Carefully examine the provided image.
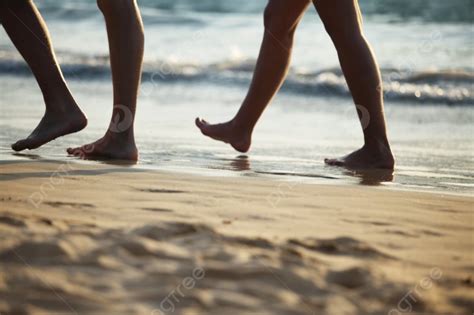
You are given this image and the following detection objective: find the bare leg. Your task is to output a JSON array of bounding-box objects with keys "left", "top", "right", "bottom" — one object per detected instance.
[
  {"left": 314, "top": 0, "right": 394, "bottom": 169},
  {"left": 196, "top": 0, "right": 310, "bottom": 153},
  {"left": 67, "top": 0, "right": 144, "bottom": 161},
  {"left": 0, "top": 0, "right": 87, "bottom": 151}
]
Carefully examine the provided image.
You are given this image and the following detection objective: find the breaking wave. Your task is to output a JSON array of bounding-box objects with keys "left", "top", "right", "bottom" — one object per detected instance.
[{"left": 0, "top": 49, "right": 472, "bottom": 105}]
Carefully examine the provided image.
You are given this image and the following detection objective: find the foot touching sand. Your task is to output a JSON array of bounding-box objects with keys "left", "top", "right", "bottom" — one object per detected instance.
[
  {"left": 325, "top": 143, "right": 395, "bottom": 170},
  {"left": 11, "top": 108, "right": 87, "bottom": 152},
  {"left": 195, "top": 118, "right": 252, "bottom": 153},
  {"left": 0, "top": 161, "right": 472, "bottom": 315},
  {"left": 67, "top": 132, "right": 138, "bottom": 161}
]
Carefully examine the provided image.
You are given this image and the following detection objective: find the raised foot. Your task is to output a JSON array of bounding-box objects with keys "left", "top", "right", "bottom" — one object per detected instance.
[
  {"left": 11, "top": 109, "right": 87, "bottom": 152},
  {"left": 195, "top": 118, "right": 252, "bottom": 153},
  {"left": 67, "top": 133, "right": 138, "bottom": 162},
  {"left": 325, "top": 144, "right": 395, "bottom": 170}
]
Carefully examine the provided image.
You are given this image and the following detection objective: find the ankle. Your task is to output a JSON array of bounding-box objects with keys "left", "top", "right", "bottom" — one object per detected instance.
[
  {"left": 44, "top": 94, "right": 79, "bottom": 114},
  {"left": 364, "top": 137, "right": 392, "bottom": 154},
  {"left": 231, "top": 119, "right": 253, "bottom": 136},
  {"left": 104, "top": 129, "right": 136, "bottom": 144}
]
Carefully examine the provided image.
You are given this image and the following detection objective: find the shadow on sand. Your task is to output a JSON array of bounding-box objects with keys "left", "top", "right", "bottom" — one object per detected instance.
[
  {"left": 1, "top": 153, "right": 394, "bottom": 187},
  {"left": 0, "top": 154, "right": 145, "bottom": 182}
]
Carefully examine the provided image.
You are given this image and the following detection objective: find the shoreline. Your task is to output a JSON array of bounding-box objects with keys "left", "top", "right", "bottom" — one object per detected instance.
[
  {"left": 1, "top": 73, "right": 473, "bottom": 197},
  {"left": 2, "top": 154, "right": 472, "bottom": 197}
]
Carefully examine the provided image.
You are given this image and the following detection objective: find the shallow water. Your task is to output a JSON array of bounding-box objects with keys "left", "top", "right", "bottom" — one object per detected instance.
[
  {"left": 0, "top": 1, "right": 473, "bottom": 194},
  {"left": 1, "top": 76, "right": 473, "bottom": 195}
]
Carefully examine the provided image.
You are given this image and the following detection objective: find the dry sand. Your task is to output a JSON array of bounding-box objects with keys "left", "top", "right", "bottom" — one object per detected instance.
[{"left": 0, "top": 159, "right": 472, "bottom": 315}]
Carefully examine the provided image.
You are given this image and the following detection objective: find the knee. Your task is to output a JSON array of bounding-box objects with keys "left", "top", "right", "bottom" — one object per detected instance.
[
  {"left": 97, "top": 0, "right": 135, "bottom": 15},
  {"left": 1, "top": 0, "right": 32, "bottom": 9},
  {"left": 323, "top": 21, "right": 365, "bottom": 48},
  {"left": 263, "top": 1, "right": 297, "bottom": 41}
]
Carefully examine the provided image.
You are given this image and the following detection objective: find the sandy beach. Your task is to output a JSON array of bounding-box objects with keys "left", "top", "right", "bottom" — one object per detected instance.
[
  {"left": 0, "top": 159, "right": 472, "bottom": 315},
  {"left": 0, "top": 0, "right": 473, "bottom": 314}
]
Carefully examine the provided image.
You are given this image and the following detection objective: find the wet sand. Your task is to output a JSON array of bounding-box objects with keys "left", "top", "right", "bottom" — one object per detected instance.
[{"left": 0, "top": 160, "right": 472, "bottom": 315}]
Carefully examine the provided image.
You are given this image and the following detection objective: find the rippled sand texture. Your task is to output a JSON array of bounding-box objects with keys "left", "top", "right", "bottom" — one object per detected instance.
[{"left": 0, "top": 161, "right": 472, "bottom": 315}]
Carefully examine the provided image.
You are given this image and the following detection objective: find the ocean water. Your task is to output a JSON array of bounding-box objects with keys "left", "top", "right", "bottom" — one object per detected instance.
[{"left": 0, "top": 0, "right": 473, "bottom": 194}]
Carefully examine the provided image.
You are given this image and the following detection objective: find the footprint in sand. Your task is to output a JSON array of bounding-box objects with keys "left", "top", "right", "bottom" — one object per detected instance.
[
  {"left": 0, "top": 215, "right": 27, "bottom": 227},
  {"left": 326, "top": 267, "right": 372, "bottom": 289},
  {"left": 44, "top": 201, "right": 95, "bottom": 209},
  {"left": 0, "top": 240, "right": 75, "bottom": 263},
  {"left": 141, "top": 207, "right": 174, "bottom": 213},
  {"left": 288, "top": 236, "right": 392, "bottom": 259},
  {"left": 136, "top": 188, "right": 186, "bottom": 194}
]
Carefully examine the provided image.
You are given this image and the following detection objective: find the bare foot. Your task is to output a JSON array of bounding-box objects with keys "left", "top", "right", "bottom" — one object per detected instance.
[
  {"left": 195, "top": 118, "right": 252, "bottom": 153},
  {"left": 11, "top": 108, "right": 87, "bottom": 152},
  {"left": 66, "top": 132, "right": 138, "bottom": 161},
  {"left": 325, "top": 143, "right": 395, "bottom": 170}
]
